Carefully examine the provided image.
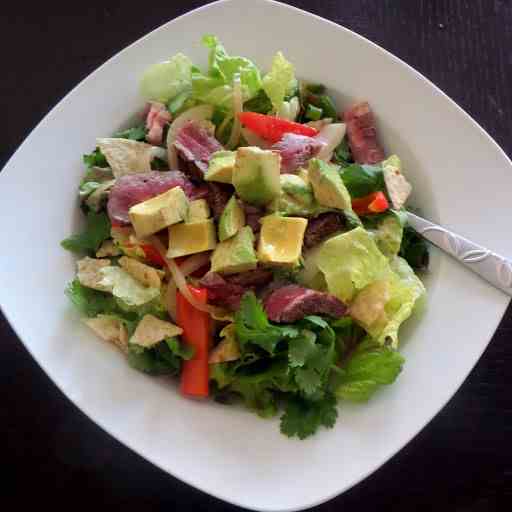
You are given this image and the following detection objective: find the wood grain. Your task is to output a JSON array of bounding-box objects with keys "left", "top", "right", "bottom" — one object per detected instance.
[{"left": 1, "top": 2, "right": 511, "bottom": 510}]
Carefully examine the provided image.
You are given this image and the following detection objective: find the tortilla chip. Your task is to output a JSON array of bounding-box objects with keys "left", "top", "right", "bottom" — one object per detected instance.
[
  {"left": 77, "top": 257, "right": 112, "bottom": 292},
  {"left": 130, "top": 314, "right": 183, "bottom": 348},
  {"left": 119, "top": 256, "right": 163, "bottom": 289},
  {"left": 83, "top": 314, "right": 128, "bottom": 353},
  {"left": 383, "top": 155, "right": 412, "bottom": 210},
  {"left": 97, "top": 138, "right": 154, "bottom": 178},
  {"left": 96, "top": 239, "right": 122, "bottom": 258},
  {"left": 209, "top": 324, "right": 240, "bottom": 363}
]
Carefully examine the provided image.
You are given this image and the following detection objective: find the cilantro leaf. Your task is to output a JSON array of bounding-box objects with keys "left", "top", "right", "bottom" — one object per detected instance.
[
  {"left": 335, "top": 339, "right": 405, "bottom": 401},
  {"left": 288, "top": 330, "right": 317, "bottom": 368},
  {"left": 61, "top": 211, "right": 111, "bottom": 254},
  {"left": 83, "top": 148, "right": 108, "bottom": 168},
  {"left": 235, "top": 292, "right": 299, "bottom": 354},
  {"left": 341, "top": 163, "right": 385, "bottom": 198},
  {"left": 399, "top": 225, "right": 430, "bottom": 270},
  {"left": 243, "top": 89, "right": 273, "bottom": 114},
  {"left": 113, "top": 124, "right": 147, "bottom": 141},
  {"left": 280, "top": 394, "right": 338, "bottom": 439},
  {"left": 166, "top": 337, "right": 195, "bottom": 360},
  {"left": 127, "top": 341, "right": 182, "bottom": 375}
]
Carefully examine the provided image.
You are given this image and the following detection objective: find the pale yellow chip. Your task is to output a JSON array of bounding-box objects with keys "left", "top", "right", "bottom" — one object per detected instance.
[
  {"left": 119, "top": 256, "right": 163, "bottom": 289},
  {"left": 97, "top": 138, "right": 154, "bottom": 178},
  {"left": 209, "top": 324, "right": 240, "bottom": 364},
  {"left": 130, "top": 314, "right": 183, "bottom": 348},
  {"left": 83, "top": 315, "right": 128, "bottom": 353},
  {"left": 349, "top": 280, "right": 390, "bottom": 328},
  {"left": 96, "top": 240, "right": 122, "bottom": 258},
  {"left": 77, "top": 257, "right": 112, "bottom": 292}
]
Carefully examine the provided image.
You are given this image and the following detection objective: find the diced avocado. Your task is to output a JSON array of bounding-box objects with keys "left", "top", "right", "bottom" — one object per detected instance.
[
  {"left": 218, "top": 195, "right": 246, "bottom": 242},
  {"left": 257, "top": 215, "right": 308, "bottom": 267},
  {"left": 232, "top": 146, "right": 281, "bottom": 206},
  {"left": 308, "top": 158, "right": 351, "bottom": 210},
  {"left": 129, "top": 186, "right": 189, "bottom": 238},
  {"left": 297, "top": 168, "right": 310, "bottom": 184},
  {"left": 186, "top": 199, "right": 211, "bottom": 223},
  {"left": 205, "top": 150, "right": 236, "bottom": 184},
  {"left": 211, "top": 226, "right": 258, "bottom": 275},
  {"left": 268, "top": 174, "right": 321, "bottom": 216},
  {"left": 167, "top": 219, "right": 217, "bottom": 258}
]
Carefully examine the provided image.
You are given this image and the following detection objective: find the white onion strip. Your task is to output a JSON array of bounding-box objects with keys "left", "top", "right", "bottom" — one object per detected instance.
[
  {"left": 226, "top": 75, "right": 243, "bottom": 149},
  {"left": 166, "top": 279, "right": 177, "bottom": 321},
  {"left": 147, "top": 236, "right": 211, "bottom": 313},
  {"left": 166, "top": 104, "right": 214, "bottom": 169},
  {"left": 180, "top": 252, "right": 211, "bottom": 277}
]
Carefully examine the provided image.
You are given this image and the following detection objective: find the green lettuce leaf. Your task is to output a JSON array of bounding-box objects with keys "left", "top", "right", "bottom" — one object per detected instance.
[
  {"left": 140, "top": 53, "right": 193, "bottom": 103},
  {"left": 83, "top": 148, "right": 108, "bottom": 169},
  {"left": 316, "top": 226, "right": 390, "bottom": 302},
  {"left": 399, "top": 225, "right": 430, "bottom": 270},
  {"left": 61, "top": 211, "right": 111, "bottom": 254},
  {"left": 99, "top": 267, "right": 160, "bottom": 307},
  {"left": 366, "top": 210, "right": 406, "bottom": 258},
  {"left": 262, "top": 51, "right": 296, "bottom": 112},
  {"left": 333, "top": 338, "right": 404, "bottom": 401},
  {"left": 341, "top": 163, "right": 385, "bottom": 198},
  {"left": 65, "top": 278, "right": 119, "bottom": 318},
  {"left": 191, "top": 35, "right": 262, "bottom": 109},
  {"left": 127, "top": 341, "right": 181, "bottom": 375},
  {"left": 113, "top": 124, "right": 147, "bottom": 141}
]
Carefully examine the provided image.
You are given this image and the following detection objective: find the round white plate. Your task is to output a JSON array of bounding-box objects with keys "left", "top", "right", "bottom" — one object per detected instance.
[{"left": 1, "top": 1, "right": 510, "bottom": 510}]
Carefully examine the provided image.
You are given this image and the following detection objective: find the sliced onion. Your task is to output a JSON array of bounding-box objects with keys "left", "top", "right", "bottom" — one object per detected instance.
[
  {"left": 180, "top": 252, "right": 211, "bottom": 277},
  {"left": 147, "top": 235, "right": 212, "bottom": 313},
  {"left": 226, "top": 75, "right": 243, "bottom": 149},
  {"left": 166, "top": 279, "right": 177, "bottom": 321},
  {"left": 315, "top": 123, "right": 347, "bottom": 161},
  {"left": 166, "top": 104, "right": 214, "bottom": 169},
  {"left": 240, "top": 127, "right": 271, "bottom": 149}
]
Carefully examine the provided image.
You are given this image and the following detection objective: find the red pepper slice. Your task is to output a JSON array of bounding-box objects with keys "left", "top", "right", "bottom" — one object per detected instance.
[
  {"left": 238, "top": 112, "right": 318, "bottom": 143},
  {"left": 140, "top": 244, "right": 167, "bottom": 268},
  {"left": 352, "top": 191, "right": 389, "bottom": 215},
  {"left": 177, "top": 286, "right": 210, "bottom": 398}
]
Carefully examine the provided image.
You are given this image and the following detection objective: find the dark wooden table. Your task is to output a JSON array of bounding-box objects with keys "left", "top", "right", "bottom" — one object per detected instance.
[{"left": 2, "top": 2, "right": 512, "bottom": 510}]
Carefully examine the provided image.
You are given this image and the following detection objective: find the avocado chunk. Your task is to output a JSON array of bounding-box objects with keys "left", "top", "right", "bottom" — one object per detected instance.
[
  {"left": 308, "top": 158, "right": 351, "bottom": 210},
  {"left": 232, "top": 146, "right": 281, "bottom": 206},
  {"left": 257, "top": 215, "right": 308, "bottom": 267},
  {"left": 218, "top": 195, "right": 246, "bottom": 242},
  {"left": 186, "top": 199, "right": 211, "bottom": 223},
  {"left": 205, "top": 150, "right": 236, "bottom": 184},
  {"left": 167, "top": 219, "right": 217, "bottom": 258},
  {"left": 129, "top": 186, "right": 189, "bottom": 238},
  {"left": 268, "top": 173, "right": 322, "bottom": 216},
  {"left": 211, "top": 226, "right": 258, "bottom": 275}
]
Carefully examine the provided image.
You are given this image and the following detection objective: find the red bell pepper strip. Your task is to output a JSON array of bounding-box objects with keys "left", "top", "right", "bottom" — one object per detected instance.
[
  {"left": 140, "top": 243, "right": 167, "bottom": 267},
  {"left": 238, "top": 112, "right": 318, "bottom": 143},
  {"left": 351, "top": 191, "right": 389, "bottom": 215},
  {"left": 177, "top": 286, "right": 210, "bottom": 398}
]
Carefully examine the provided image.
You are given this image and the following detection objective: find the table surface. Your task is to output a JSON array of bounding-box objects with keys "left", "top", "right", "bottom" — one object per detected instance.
[{"left": 2, "top": 1, "right": 512, "bottom": 510}]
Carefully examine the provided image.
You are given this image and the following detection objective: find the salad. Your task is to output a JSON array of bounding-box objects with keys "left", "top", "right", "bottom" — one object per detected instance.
[{"left": 62, "top": 35, "right": 429, "bottom": 439}]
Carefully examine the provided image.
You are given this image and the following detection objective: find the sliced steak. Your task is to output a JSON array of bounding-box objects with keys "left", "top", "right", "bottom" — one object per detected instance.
[
  {"left": 206, "top": 182, "right": 233, "bottom": 220},
  {"left": 344, "top": 102, "right": 385, "bottom": 164},
  {"left": 174, "top": 120, "right": 222, "bottom": 180},
  {"left": 225, "top": 269, "right": 273, "bottom": 288},
  {"left": 264, "top": 284, "right": 347, "bottom": 323},
  {"left": 200, "top": 270, "right": 273, "bottom": 311},
  {"left": 199, "top": 272, "right": 246, "bottom": 311},
  {"left": 145, "top": 102, "right": 172, "bottom": 146},
  {"left": 272, "top": 133, "right": 324, "bottom": 173},
  {"left": 303, "top": 213, "right": 345, "bottom": 249},
  {"left": 243, "top": 203, "right": 264, "bottom": 233},
  {"left": 107, "top": 171, "right": 197, "bottom": 225}
]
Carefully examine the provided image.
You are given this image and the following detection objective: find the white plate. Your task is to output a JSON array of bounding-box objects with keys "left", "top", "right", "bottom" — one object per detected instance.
[{"left": 1, "top": 1, "right": 510, "bottom": 510}]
